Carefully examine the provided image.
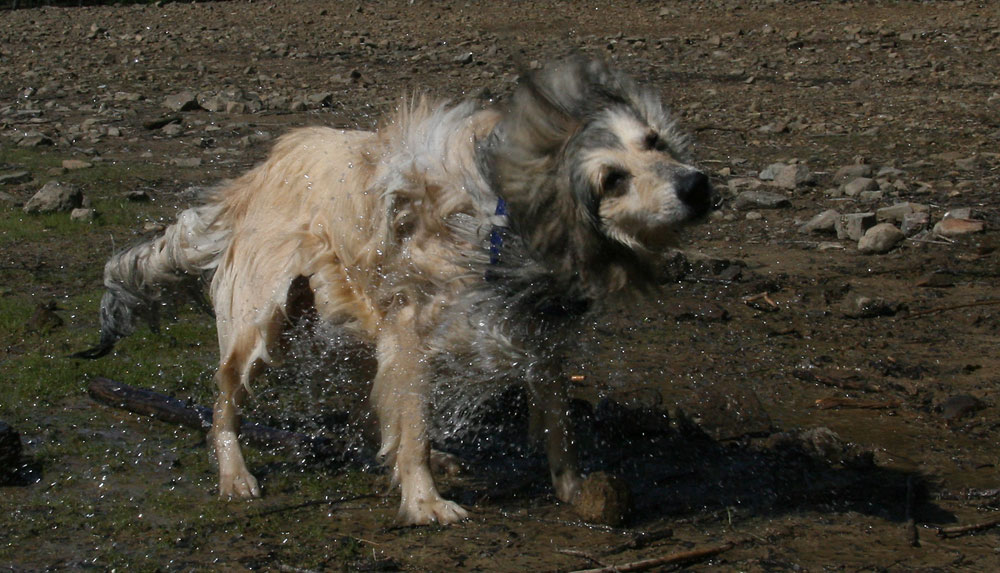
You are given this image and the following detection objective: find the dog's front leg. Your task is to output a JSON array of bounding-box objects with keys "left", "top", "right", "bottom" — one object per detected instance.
[
  {"left": 372, "top": 309, "right": 469, "bottom": 526},
  {"left": 530, "top": 372, "right": 584, "bottom": 503}
]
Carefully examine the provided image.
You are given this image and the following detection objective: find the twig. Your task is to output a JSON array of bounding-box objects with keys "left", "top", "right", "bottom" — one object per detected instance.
[
  {"left": 814, "top": 397, "right": 901, "bottom": 410},
  {"left": 904, "top": 299, "right": 1000, "bottom": 319},
  {"left": 742, "top": 292, "right": 779, "bottom": 309},
  {"left": 568, "top": 542, "right": 735, "bottom": 573},
  {"left": 936, "top": 516, "right": 1000, "bottom": 539},
  {"left": 556, "top": 548, "right": 606, "bottom": 568}
]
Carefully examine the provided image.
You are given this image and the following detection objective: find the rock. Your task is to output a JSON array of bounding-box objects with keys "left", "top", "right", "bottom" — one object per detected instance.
[
  {"left": 858, "top": 222, "right": 905, "bottom": 254},
  {"left": 23, "top": 181, "right": 83, "bottom": 214},
  {"left": 758, "top": 162, "right": 787, "bottom": 180},
  {"left": 842, "top": 177, "right": 878, "bottom": 196},
  {"left": 938, "top": 394, "right": 983, "bottom": 423},
  {"left": 573, "top": 472, "right": 632, "bottom": 526},
  {"left": 773, "top": 163, "right": 814, "bottom": 189},
  {"left": 170, "top": 157, "right": 202, "bottom": 168},
  {"left": 836, "top": 212, "right": 876, "bottom": 241},
  {"left": 841, "top": 294, "right": 902, "bottom": 318},
  {"left": 901, "top": 211, "right": 930, "bottom": 236},
  {"left": 933, "top": 218, "right": 985, "bottom": 236},
  {"left": 798, "top": 208, "right": 840, "bottom": 234},
  {"left": 61, "top": 159, "right": 93, "bottom": 170},
  {"left": 732, "top": 190, "right": 791, "bottom": 210},
  {"left": 163, "top": 91, "right": 200, "bottom": 112},
  {"left": 17, "top": 132, "right": 54, "bottom": 147},
  {"left": 833, "top": 164, "right": 874, "bottom": 184},
  {"left": 126, "top": 190, "right": 151, "bottom": 202},
  {"left": 0, "top": 171, "right": 32, "bottom": 185},
  {"left": 942, "top": 207, "right": 972, "bottom": 220},
  {"left": 876, "top": 202, "right": 927, "bottom": 223},
  {"left": 143, "top": 115, "right": 181, "bottom": 130},
  {"left": 197, "top": 93, "right": 227, "bottom": 112},
  {"left": 70, "top": 208, "right": 97, "bottom": 222}
]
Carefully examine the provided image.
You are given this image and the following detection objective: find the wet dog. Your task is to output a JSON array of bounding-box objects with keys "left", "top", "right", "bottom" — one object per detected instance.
[{"left": 78, "top": 57, "right": 718, "bottom": 525}]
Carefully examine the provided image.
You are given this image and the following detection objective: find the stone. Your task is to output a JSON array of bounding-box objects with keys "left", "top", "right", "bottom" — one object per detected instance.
[
  {"left": 61, "top": 159, "right": 93, "bottom": 170},
  {"left": 858, "top": 222, "right": 905, "bottom": 254},
  {"left": 798, "top": 208, "right": 840, "bottom": 234},
  {"left": 0, "top": 171, "right": 32, "bottom": 185},
  {"left": 17, "top": 132, "right": 54, "bottom": 147},
  {"left": 170, "top": 157, "right": 202, "bottom": 168},
  {"left": 876, "top": 202, "right": 927, "bottom": 223},
  {"left": 23, "top": 181, "right": 83, "bottom": 214},
  {"left": 70, "top": 207, "right": 97, "bottom": 222},
  {"left": 572, "top": 472, "right": 632, "bottom": 526},
  {"left": 836, "top": 212, "right": 876, "bottom": 241},
  {"left": 842, "top": 177, "right": 878, "bottom": 196},
  {"left": 942, "top": 207, "right": 972, "bottom": 220},
  {"left": 841, "top": 294, "right": 902, "bottom": 318},
  {"left": 773, "top": 163, "right": 814, "bottom": 189},
  {"left": 933, "top": 218, "right": 985, "bottom": 236},
  {"left": 833, "top": 164, "right": 874, "bottom": 184},
  {"left": 732, "top": 190, "right": 791, "bottom": 210},
  {"left": 197, "top": 93, "right": 226, "bottom": 112},
  {"left": 163, "top": 91, "right": 200, "bottom": 112},
  {"left": 758, "top": 162, "right": 787, "bottom": 180},
  {"left": 901, "top": 211, "right": 930, "bottom": 236}
]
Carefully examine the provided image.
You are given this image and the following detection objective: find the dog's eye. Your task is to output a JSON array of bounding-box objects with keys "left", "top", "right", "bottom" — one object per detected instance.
[
  {"left": 643, "top": 131, "right": 664, "bottom": 151},
  {"left": 601, "top": 169, "right": 631, "bottom": 197}
]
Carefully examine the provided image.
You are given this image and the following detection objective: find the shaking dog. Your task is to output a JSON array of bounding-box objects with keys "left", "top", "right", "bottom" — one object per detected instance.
[{"left": 79, "top": 57, "right": 718, "bottom": 525}]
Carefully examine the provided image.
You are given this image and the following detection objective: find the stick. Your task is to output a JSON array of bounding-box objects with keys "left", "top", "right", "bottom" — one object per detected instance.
[
  {"left": 568, "top": 542, "right": 734, "bottom": 573},
  {"left": 86, "top": 377, "right": 342, "bottom": 458},
  {"left": 936, "top": 516, "right": 1000, "bottom": 538},
  {"left": 904, "top": 299, "right": 1000, "bottom": 319}
]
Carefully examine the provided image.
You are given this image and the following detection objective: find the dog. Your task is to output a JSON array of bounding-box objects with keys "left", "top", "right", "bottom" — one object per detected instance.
[{"left": 77, "top": 57, "right": 718, "bottom": 525}]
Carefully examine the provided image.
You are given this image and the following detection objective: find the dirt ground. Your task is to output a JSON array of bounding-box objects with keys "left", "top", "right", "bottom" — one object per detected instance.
[{"left": 2, "top": 1, "right": 1000, "bottom": 571}]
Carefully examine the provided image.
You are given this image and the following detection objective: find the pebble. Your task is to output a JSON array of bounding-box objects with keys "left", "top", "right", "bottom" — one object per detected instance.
[
  {"left": 901, "top": 211, "right": 930, "bottom": 236},
  {"left": 17, "top": 132, "right": 54, "bottom": 147},
  {"left": 732, "top": 190, "right": 790, "bottom": 210},
  {"left": 858, "top": 222, "right": 905, "bottom": 254},
  {"left": 758, "top": 162, "right": 787, "bottom": 181},
  {"left": 0, "top": 171, "right": 32, "bottom": 185},
  {"left": 572, "top": 472, "right": 632, "bottom": 526},
  {"left": 836, "top": 212, "right": 876, "bottom": 241},
  {"left": 170, "top": 157, "right": 202, "bottom": 168},
  {"left": 163, "top": 91, "right": 200, "bottom": 112},
  {"left": 70, "top": 207, "right": 97, "bottom": 222},
  {"left": 876, "top": 202, "right": 927, "bottom": 223},
  {"left": 61, "top": 159, "right": 93, "bottom": 170},
  {"left": 23, "top": 181, "right": 83, "bottom": 214},
  {"left": 933, "top": 218, "right": 985, "bottom": 236},
  {"left": 773, "top": 163, "right": 814, "bottom": 189},
  {"left": 833, "top": 164, "right": 874, "bottom": 184},
  {"left": 842, "top": 176, "right": 878, "bottom": 197},
  {"left": 798, "top": 208, "right": 840, "bottom": 234},
  {"left": 841, "top": 294, "right": 902, "bottom": 318}
]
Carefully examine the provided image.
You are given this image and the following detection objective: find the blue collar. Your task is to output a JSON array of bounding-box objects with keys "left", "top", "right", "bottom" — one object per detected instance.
[{"left": 489, "top": 197, "right": 507, "bottom": 266}]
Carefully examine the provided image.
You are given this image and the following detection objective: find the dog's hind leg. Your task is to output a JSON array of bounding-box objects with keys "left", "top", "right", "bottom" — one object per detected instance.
[
  {"left": 372, "top": 305, "right": 469, "bottom": 525},
  {"left": 211, "top": 338, "right": 265, "bottom": 499},
  {"left": 529, "top": 373, "right": 584, "bottom": 503}
]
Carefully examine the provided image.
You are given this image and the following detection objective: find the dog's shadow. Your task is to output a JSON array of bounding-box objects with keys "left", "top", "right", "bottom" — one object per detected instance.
[{"left": 430, "top": 387, "right": 955, "bottom": 527}]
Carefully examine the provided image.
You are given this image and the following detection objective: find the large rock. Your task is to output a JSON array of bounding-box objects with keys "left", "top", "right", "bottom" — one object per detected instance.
[
  {"left": 163, "top": 91, "right": 200, "bottom": 112},
  {"left": 773, "top": 163, "right": 814, "bottom": 189},
  {"left": 23, "top": 181, "right": 83, "bottom": 214},
  {"left": 798, "top": 208, "right": 840, "bottom": 234},
  {"left": 858, "top": 222, "right": 905, "bottom": 254},
  {"left": 732, "top": 190, "right": 791, "bottom": 210}
]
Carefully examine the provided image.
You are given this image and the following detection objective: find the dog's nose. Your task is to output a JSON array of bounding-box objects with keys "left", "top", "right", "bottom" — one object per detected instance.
[{"left": 676, "top": 171, "right": 718, "bottom": 217}]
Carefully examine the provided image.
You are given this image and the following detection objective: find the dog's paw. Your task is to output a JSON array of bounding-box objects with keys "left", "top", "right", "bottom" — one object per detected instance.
[
  {"left": 397, "top": 496, "right": 469, "bottom": 526},
  {"left": 219, "top": 471, "right": 261, "bottom": 499}
]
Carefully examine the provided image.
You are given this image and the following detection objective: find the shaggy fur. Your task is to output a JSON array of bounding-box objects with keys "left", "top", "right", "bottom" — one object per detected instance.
[{"left": 78, "top": 57, "right": 718, "bottom": 525}]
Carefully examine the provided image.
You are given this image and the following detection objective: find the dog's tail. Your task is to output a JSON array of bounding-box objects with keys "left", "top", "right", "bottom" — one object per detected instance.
[{"left": 73, "top": 201, "right": 228, "bottom": 359}]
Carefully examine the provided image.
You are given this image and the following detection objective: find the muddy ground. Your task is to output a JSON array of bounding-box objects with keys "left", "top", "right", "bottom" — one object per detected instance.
[{"left": 2, "top": 0, "right": 1000, "bottom": 570}]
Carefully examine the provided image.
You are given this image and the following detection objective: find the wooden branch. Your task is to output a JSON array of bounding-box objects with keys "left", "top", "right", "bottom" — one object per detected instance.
[
  {"left": 568, "top": 542, "right": 734, "bottom": 573},
  {"left": 936, "top": 516, "right": 1000, "bottom": 538},
  {"left": 86, "top": 377, "right": 342, "bottom": 458}
]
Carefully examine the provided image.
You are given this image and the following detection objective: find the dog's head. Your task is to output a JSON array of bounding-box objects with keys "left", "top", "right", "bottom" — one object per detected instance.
[{"left": 485, "top": 57, "right": 718, "bottom": 292}]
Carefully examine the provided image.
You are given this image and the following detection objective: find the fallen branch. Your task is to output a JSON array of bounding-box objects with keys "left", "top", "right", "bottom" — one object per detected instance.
[
  {"left": 568, "top": 542, "right": 734, "bottom": 573},
  {"left": 904, "top": 299, "right": 1000, "bottom": 319},
  {"left": 814, "top": 397, "right": 901, "bottom": 410},
  {"left": 936, "top": 516, "right": 1000, "bottom": 539},
  {"left": 86, "top": 377, "right": 343, "bottom": 459}
]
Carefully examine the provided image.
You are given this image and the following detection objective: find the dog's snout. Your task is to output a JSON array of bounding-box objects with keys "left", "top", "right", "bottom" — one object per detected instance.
[{"left": 676, "top": 171, "right": 718, "bottom": 216}]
